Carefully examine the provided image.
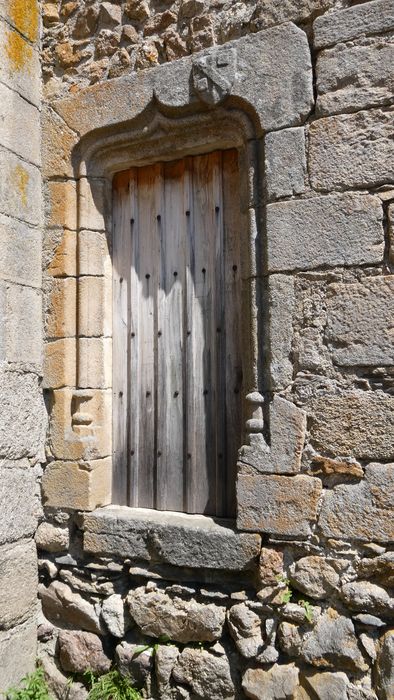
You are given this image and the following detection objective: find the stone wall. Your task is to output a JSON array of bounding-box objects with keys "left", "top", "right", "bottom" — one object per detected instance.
[
  {"left": 37, "top": 0, "right": 394, "bottom": 699},
  {"left": 0, "top": 0, "right": 46, "bottom": 691}
]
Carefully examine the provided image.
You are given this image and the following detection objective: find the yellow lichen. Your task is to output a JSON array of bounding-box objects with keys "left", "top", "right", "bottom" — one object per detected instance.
[
  {"left": 11, "top": 164, "right": 29, "bottom": 208},
  {"left": 5, "top": 27, "right": 33, "bottom": 71},
  {"left": 9, "top": 0, "right": 39, "bottom": 42}
]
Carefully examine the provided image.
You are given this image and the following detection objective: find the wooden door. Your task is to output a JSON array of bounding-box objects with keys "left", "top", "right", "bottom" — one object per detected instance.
[{"left": 112, "top": 150, "right": 243, "bottom": 517}]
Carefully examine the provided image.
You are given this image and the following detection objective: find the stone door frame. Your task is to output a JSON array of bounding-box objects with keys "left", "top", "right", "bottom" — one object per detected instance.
[{"left": 42, "top": 22, "right": 314, "bottom": 530}]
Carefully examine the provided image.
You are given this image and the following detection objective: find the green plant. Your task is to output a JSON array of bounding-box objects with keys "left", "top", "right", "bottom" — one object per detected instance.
[
  {"left": 5, "top": 667, "right": 52, "bottom": 700},
  {"left": 84, "top": 670, "right": 142, "bottom": 700},
  {"left": 276, "top": 574, "right": 292, "bottom": 604},
  {"left": 299, "top": 599, "right": 314, "bottom": 624},
  {"left": 134, "top": 634, "right": 173, "bottom": 657}
]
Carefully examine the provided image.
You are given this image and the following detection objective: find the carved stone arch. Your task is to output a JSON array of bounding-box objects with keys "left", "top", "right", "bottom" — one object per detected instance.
[{"left": 42, "top": 21, "right": 313, "bottom": 528}]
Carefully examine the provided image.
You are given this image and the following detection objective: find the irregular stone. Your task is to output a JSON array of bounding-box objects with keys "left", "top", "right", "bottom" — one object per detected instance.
[
  {"left": 73, "top": 5, "right": 98, "bottom": 38},
  {"left": 341, "top": 582, "right": 394, "bottom": 618},
  {"left": 265, "top": 127, "right": 306, "bottom": 199},
  {"left": 289, "top": 556, "right": 339, "bottom": 600},
  {"left": 227, "top": 603, "right": 264, "bottom": 657},
  {"left": 116, "top": 641, "right": 153, "bottom": 686},
  {"left": 302, "top": 671, "right": 349, "bottom": 700},
  {"left": 353, "top": 614, "right": 386, "bottom": 629},
  {"left": 102, "top": 594, "right": 130, "bottom": 638},
  {"left": 253, "top": 0, "right": 338, "bottom": 32},
  {"left": 358, "top": 553, "right": 394, "bottom": 587},
  {"left": 98, "top": 2, "right": 121, "bottom": 28},
  {"left": 301, "top": 610, "right": 368, "bottom": 672},
  {"left": 360, "top": 633, "right": 377, "bottom": 662},
  {"left": 319, "top": 463, "right": 394, "bottom": 543},
  {"left": 58, "top": 630, "right": 111, "bottom": 674},
  {"left": 282, "top": 603, "right": 310, "bottom": 624},
  {"left": 35, "top": 522, "right": 69, "bottom": 553},
  {"left": 310, "top": 455, "right": 364, "bottom": 479},
  {"left": 311, "top": 393, "right": 394, "bottom": 462},
  {"left": 41, "top": 656, "right": 88, "bottom": 700},
  {"left": 0, "top": 465, "right": 41, "bottom": 546},
  {"left": 374, "top": 630, "right": 394, "bottom": 700},
  {"left": 0, "top": 540, "right": 37, "bottom": 630},
  {"left": 239, "top": 396, "right": 306, "bottom": 474},
  {"left": 83, "top": 506, "right": 261, "bottom": 570},
  {"left": 173, "top": 647, "right": 234, "bottom": 700},
  {"left": 259, "top": 547, "right": 284, "bottom": 586},
  {"left": 267, "top": 274, "right": 295, "bottom": 391},
  {"left": 309, "top": 108, "right": 394, "bottom": 191},
  {"left": 242, "top": 664, "right": 299, "bottom": 700},
  {"left": 326, "top": 277, "right": 394, "bottom": 367},
  {"left": 266, "top": 193, "right": 383, "bottom": 272},
  {"left": 124, "top": 0, "right": 150, "bottom": 22},
  {"left": 314, "top": 0, "right": 394, "bottom": 49},
  {"left": 316, "top": 34, "right": 394, "bottom": 116},
  {"left": 39, "top": 580, "right": 103, "bottom": 633},
  {"left": 127, "top": 587, "right": 225, "bottom": 643},
  {"left": 155, "top": 644, "right": 180, "bottom": 691},
  {"left": 237, "top": 473, "right": 322, "bottom": 536}
]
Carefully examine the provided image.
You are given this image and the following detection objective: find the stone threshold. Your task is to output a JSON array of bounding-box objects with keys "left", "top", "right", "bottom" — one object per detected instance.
[{"left": 82, "top": 505, "right": 261, "bottom": 572}]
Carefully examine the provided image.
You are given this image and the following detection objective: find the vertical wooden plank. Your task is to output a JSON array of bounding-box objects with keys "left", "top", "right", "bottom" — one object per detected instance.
[
  {"left": 112, "top": 170, "right": 133, "bottom": 505},
  {"left": 185, "top": 152, "right": 220, "bottom": 514},
  {"left": 133, "top": 163, "right": 161, "bottom": 508},
  {"left": 127, "top": 169, "right": 140, "bottom": 506},
  {"left": 222, "top": 149, "right": 243, "bottom": 517},
  {"left": 156, "top": 159, "right": 185, "bottom": 510}
]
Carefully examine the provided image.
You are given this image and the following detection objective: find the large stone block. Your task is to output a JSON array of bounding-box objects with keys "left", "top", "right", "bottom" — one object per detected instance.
[
  {"left": 42, "top": 458, "right": 111, "bottom": 511},
  {"left": 43, "top": 338, "right": 77, "bottom": 389},
  {"left": 309, "top": 108, "right": 394, "bottom": 191},
  {"left": 264, "top": 127, "right": 306, "bottom": 200},
  {"left": 310, "top": 391, "right": 394, "bottom": 461},
  {"left": 0, "top": 539, "right": 37, "bottom": 630},
  {"left": 45, "top": 180, "right": 77, "bottom": 231},
  {"left": 45, "top": 277, "right": 77, "bottom": 339},
  {"left": 314, "top": 0, "right": 394, "bottom": 49},
  {"left": 0, "top": 148, "right": 41, "bottom": 226},
  {"left": 267, "top": 275, "right": 295, "bottom": 391},
  {"left": 0, "top": 21, "right": 40, "bottom": 107},
  {"left": 78, "top": 230, "right": 110, "bottom": 276},
  {"left": 46, "top": 229, "right": 77, "bottom": 278},
  {"left": 41, "top": 106, "right": 78, "bottom": 179},
  {"left": 316, "top": 33, "right": 394, "bottom": 116},
  {"left": 0, "top": 82, "right": 40, "bottom": 166},
  {"left": 0, "top": 371, "right": 46, "bottom": 462},
  {"left": 0, "top": 213, "right": 41, "bottom": 288},
  {"left": 0, "top": 466, "right": 41, "bottom": 546},
  {"left": 266, "top": 193, "right": 384, "bottom": 271},
  {"left": 49, "top": 387, "right": 111, "bottom": 461},
  {"left": 0, "top": 619, "right": 37, "bottom": 692},
  {"left": 237, "top": 473, "right": 322, "bottom": 536},
  {"left": 79, "top": 337, "right": 112, "bottom": 389},
  {"left": 4, "top": 282, "right": 42, "bottom": 369},
  {"left": 239, "top": 396, "right": 306, "bottom": 474},
  {"left": 325, "top": 276, "right": 394, "bottom": 366},
  {"left": 83, "top": 506, "right": 261, "bottom": 571},
  {"left": 319, "top": 463, "right": 394, "bottom": 543},
  {"left": 0, "top": 0, "right": 40, "bottom": 43},
  {"left": 78, "top": 276, "right": 111, "bottom": 337}
]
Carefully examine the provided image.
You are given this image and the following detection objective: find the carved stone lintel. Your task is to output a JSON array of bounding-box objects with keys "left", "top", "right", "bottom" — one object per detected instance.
[{"left": 192, "top": 47, "right": 236, "bottom": 105}]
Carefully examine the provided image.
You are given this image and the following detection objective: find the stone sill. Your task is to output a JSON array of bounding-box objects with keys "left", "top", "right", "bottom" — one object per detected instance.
[{"left": 82, "top": 505, "right": 261, "bottom": 573}]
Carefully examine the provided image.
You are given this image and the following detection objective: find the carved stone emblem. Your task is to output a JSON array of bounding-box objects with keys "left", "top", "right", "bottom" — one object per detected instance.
[{"left": 192, "top": 47, "right": 236, "bottom": 105}]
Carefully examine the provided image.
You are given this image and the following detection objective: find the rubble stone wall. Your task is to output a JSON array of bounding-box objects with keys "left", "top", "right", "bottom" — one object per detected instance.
[
  {"left": 0, "top": 0, "right": 46, "bottom": 690},
  {"left": 37, "top": 1, "right": 394, "bottom": 699}
]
